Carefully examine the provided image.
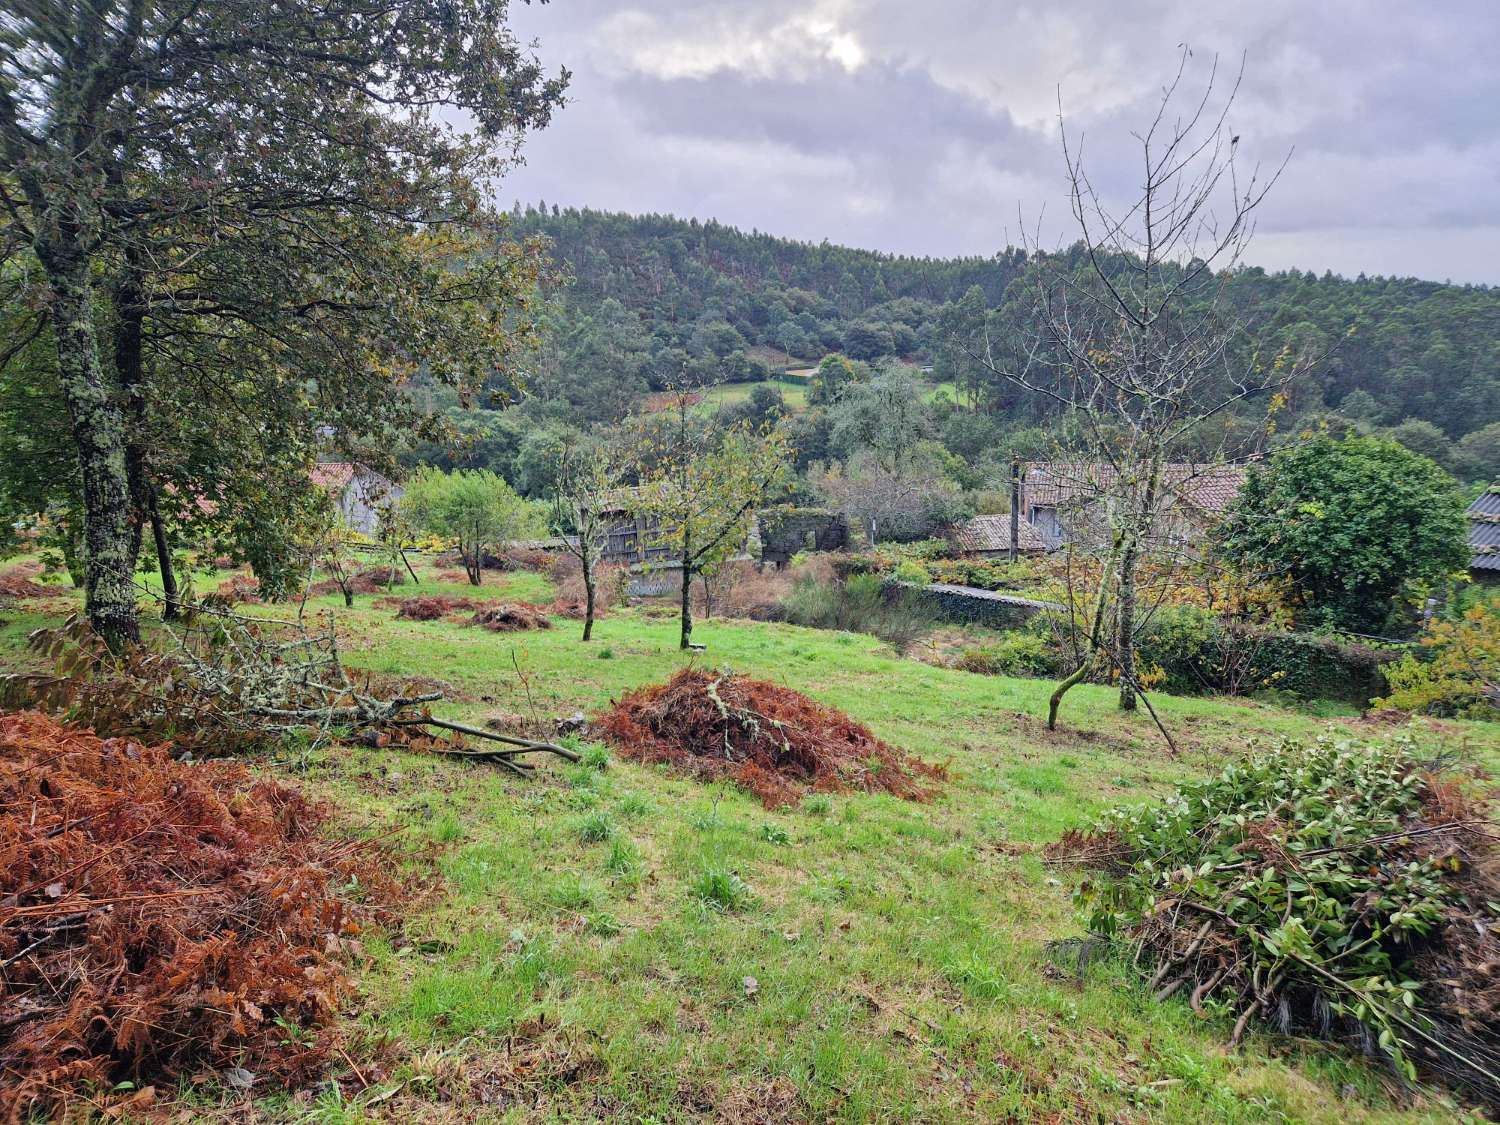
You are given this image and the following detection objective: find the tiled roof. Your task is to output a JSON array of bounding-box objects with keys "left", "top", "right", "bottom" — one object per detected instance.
[
  {"left": 310, "top": 462, "right": 358, "bottom": 490},
  {"left": 1021, "top": 461, "right": 1249, "bottom": 516},
  {"left": 953, "top": 514, "right": 1049, "bottom": 553},
  {"left": 1469, "top": 487, "right": 1500, "bottom": 571}
]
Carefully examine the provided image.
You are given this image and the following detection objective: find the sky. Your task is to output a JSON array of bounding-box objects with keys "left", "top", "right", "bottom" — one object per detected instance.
[{"left": 500, "top": 1, "right": 1500, "bottom": 285}]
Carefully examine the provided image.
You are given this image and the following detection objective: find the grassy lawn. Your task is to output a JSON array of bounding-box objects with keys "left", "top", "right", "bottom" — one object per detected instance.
[
  {"left": 2, "top": 559, "right": 1496, "bottom": 1122},
  {"left": 697, "top": 379, "right": 810, "bottom": 415}
]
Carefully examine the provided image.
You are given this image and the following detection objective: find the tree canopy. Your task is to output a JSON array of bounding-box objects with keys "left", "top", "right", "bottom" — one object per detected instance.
[
  {"left": 1215, "top": 434, "right": 1471, "bottom": 633},
  {"left": 0, "top": 0, "right": 566, "bottom": 643}
]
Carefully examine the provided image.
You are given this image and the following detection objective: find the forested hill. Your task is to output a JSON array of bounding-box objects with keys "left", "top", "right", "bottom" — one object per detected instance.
[{"left": 510, "top": 205, "right": 1500, "bottom": 454}]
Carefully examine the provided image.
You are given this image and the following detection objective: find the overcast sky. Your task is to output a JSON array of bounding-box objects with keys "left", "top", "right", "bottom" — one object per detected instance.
[{"left": 502, "top": 1, "right": 1500, "bottom": 285}]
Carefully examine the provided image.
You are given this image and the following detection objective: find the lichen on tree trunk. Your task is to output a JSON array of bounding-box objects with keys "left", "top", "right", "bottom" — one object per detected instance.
[
  {"left": 582, "top": 567, "right": 596, "bottom": 642},
  {"left": 48, "top": 266, "right": 140, "bottom": 650}
]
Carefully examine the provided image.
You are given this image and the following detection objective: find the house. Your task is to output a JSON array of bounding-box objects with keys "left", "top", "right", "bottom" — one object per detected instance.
[
  {"left": 1468, "top": 486, "right": 1500, "bottom": 585},
  {"left": 1019, "top": 461, "right": 1248, "bottom": 549},
  {"left": 310, "top": 462, "right": 402, "bottom": 535},
  {"left": 951, "top": 514, "right": 1049, "bottom": 558}
]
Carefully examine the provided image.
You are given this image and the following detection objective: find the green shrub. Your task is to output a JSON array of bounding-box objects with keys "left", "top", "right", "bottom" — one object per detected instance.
[
  {"left": 892, "top": 559, "right": 932, "bottom": 585},
  {"left": 1061, "top": 736, "right": 1497, "bottom": 1091},
  {"left": 954, "top": 629, "right": 1058, "bottom": 678},
  {"left": 1132, "top": 605, "right": 1219, "bottom": 694},
  {"left": 1377, "top": 599, "right": 1499, "bottom": 720},
  {"left": 782, "top": 572, "right": 933, "bottom": 652},
  {"left": 1052, "top": 603, "right": 1401, "bottom": 705}
]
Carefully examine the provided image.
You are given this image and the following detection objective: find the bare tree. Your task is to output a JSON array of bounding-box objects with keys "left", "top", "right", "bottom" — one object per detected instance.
[
  {"left": 975, "top": 51, "right": 1314, "bottom": 735},
  {"left": 550, "top": 439, "right": 622, "bottom": 642}
]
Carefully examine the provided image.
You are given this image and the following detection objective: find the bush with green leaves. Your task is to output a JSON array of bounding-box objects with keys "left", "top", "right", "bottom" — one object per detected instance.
[
  {"left": 1215, "top": 433, "right": 1470, "bottom": 633},
  {"left": 954, "top": 629, "right": 1057, "bottom": 678},
  {"left": 781, "top": 572, "right": 933, "bottom": 652},
  {"left": 399, "top": 467, "right": 541, "bottom": 586},
  {"left": 1378, "top": 597, "right": 1500, "bottom": 720},
  {"left": 1059, "top": 736, "right": 1500, "bottom": 1104}
]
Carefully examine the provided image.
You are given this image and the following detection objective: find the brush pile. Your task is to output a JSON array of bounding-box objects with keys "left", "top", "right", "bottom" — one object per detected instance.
[
  {"left": 393, "top": 594, "right": 482, "bottom": 621},
  {"left": 0, "top": 710, "right": 407, "bottom": 1119},
  {"left": 310, "top": 565, "right": 408, "bottom": 598},
  {"left": 470, "top": 604, "right": 553, "bottom": 632},
  {"left": 214, "top": 573, "right": 261, "bottom": 604},
  {"left": 1050, "top": 736, "right": 1500, "bottom": 1111},
  {"left": 596, "top": 668, "right": 943, "bottom": 808},
  {"left": 0, "top": 567, "right": 52, "bottom": 599}
]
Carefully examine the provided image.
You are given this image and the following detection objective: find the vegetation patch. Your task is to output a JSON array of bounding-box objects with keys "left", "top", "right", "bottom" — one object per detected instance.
[
  {"left": 0, "top": 709, "right": 408, "bottom": 1120},
  {"left": 595, "top": 667, "right": 944, "bottom": 808},
  {"left": 1051, "top": 735, "right": 1500, "bottom": 1111}
]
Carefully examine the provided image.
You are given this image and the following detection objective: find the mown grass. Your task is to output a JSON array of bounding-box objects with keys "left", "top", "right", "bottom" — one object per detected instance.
[{"left": 2, "top": 557, "right": 1496, "bottom": 1122}]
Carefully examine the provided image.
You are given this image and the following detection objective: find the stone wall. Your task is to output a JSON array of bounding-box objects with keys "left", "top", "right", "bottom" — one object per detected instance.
[{"left": 758, "top": 506, "right": 848, "bottom": 567}]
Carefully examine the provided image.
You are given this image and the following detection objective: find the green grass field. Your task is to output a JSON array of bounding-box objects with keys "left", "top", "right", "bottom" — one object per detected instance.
[
  {"left": 2, "top": 559, "right": 1496, "bottom": 1122},
  {"left": 697, "top": 379, "right": 810, "bottom": 415}
]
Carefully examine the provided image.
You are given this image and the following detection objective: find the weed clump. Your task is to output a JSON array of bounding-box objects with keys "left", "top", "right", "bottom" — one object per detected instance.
[
  {"left": 1050, "top": 736, "right": 1500, "bottom": 1111},
  {"left": 595, "top": 668, "right": 943, "bottom": 808},
  {"left": 0, "top": 710, "right": 408, "bottom": 1120},
  {"left": 469, "top": 604, "right": 553, "bottom": 632}
]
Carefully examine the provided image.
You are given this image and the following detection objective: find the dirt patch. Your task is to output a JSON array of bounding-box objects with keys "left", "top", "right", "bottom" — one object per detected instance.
[
  {"left": 470, "top": 603, "right": 553, "bottom": 632},
  {"left": 1359, "top": 707, "right": 1412, "bottom": 726},
  {"left": 0, "top": 709, "right": 409, "bottom": 1120},
  {"left": 595, "top": 668, "right": 944, "bottom": 808}
]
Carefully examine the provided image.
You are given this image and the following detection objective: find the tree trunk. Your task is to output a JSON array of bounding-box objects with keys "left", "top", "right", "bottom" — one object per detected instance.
[
  {"left": 1115, "top": 530, "right": 1141, "bottom": 712},
  {"left": 581, "top": 555, "right": 596, "bottom": 642},
  {"left": 465, "top": 536, "right": 481, "bottom": 585},
  {"left": 1115, "top": 456, "right": 1162, "bottom": 712},
  {"left": 1047, "top": 526, "right": 1124, "bottom": 729},
  {"left": 147, "top": 493, "right": 180, "bottom": 620},
  {"left": 679, "top": 564, "right": 694, "bottom": 649},
  {"left": 47, "top": 262, "right": 140, "bottom": 650}
]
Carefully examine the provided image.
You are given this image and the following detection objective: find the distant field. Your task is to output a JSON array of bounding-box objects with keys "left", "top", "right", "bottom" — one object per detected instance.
[
  {"left": 695, "top": 372, "right": 962, "bottom": 417},
  {"left": 1, "top": 557, "right": 1491, "bottom": 1121},
  {"left": 698, "top": 379, "right": 809, "bottom": 413}
]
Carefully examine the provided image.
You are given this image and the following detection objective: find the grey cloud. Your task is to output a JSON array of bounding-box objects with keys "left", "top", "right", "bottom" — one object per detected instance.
[{"left": 503, "top": 0, "right": 1500, "bottom": 282}]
